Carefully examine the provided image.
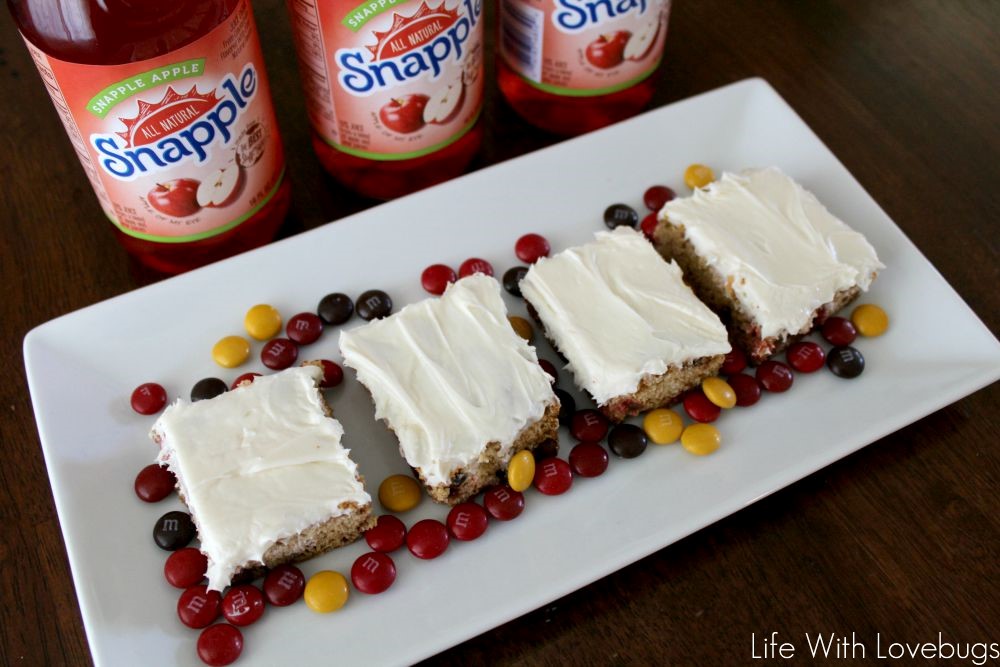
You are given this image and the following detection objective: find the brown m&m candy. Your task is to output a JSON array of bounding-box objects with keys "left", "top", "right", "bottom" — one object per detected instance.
[
  {"left": 827, "top": 346, "right": 865, "bottom": 378},
  {"left": 603, "top": 203, "right": 639, "bottom": 229},
  {"left": 503, "top": 266, "right": 529, "bottom": 297},
  {"left": 190, "top": 377, "right": 228, "bottom": 402},
  {"left": 554, "top": 389, "right": 576, "bottom": 427},
  {"left": 317, "top": 292, "right": 354, "bottom": 325},
  {"left": 607, "top": 423, "right": 648, "bottom": 459},
  {"left": 154, "top": 510, "right": 196, "bottom": 550},
  {"left": 357, "top": 290, "right": 393, "bottom": 320}
]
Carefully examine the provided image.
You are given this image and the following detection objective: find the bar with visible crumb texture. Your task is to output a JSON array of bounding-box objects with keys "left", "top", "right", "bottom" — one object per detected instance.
[
  {"left": 520, "top": 227, "right": 731, "bottom": 422},
  {"left": 339, "top": 275, "right": 559, "bottom": 505},
  {"left": 152, "top": 365, "right": 374, "bottom": 591},
  {"left": 654, "top": 167, "right": 884, "bottom": 363}
]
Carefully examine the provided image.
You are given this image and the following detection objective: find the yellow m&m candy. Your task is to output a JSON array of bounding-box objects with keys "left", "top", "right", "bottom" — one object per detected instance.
[
  {"left": 684, "top": 163, "right": 714, "bottom": 189},
  {"left": 378, "top": 474, "right": 422, "bottom": 512},
  {"left": 680, "top": 423, "right": 721, "bottom": 456},
  {"left": 701, "top": 377, "right": 736, "bottom": 409},
  {"left": 643, "top": 409, "right": 683, "bottom": 445},
  {"left": 507, "top": 450, "right": 536, "bottom": 492},
  {"left": 212, "top": 335, "right": 250, "bottom": 368},
  {"left": 304, "top": 571, "right": 349, "bottom": 613},
  {"left": 851, "top": 304, "right": 889, "bottom": 337},
  {"left": 508, "top": 315, "right": 534, "bottom": 342},
  {"left": 244, "top": 304, "right": 282, "bottom": 340}
]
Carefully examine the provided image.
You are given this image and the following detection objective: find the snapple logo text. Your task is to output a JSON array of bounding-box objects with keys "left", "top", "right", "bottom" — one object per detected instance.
[
  {"left": 552, "top": 0, "right": 649, "bottom": 33},
  {"left": 92, "top": 63, "right": 258, "bottom": 180},
  {"left": 336, "top": 0, "right": 481, "bottom": 96}
]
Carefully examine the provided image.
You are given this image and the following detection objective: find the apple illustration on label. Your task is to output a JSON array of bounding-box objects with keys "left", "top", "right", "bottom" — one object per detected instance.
[
  {"left": 197, "top": 162, "right": 245, "bottom": 208},
  {"left": 424, "top": 78, "right": 465, "bottom": 125},
  {"left": 379, "top": 94, "right": 430, "bottom": 134},
  {"left": 147, "top": 178, "right": 201, "bottom": 217},
  {"left": 624, "top": 20, "right": 661, "bottom": 61},
  {"left": 585, "top": 31, "right": 631, "bottom": 69}
]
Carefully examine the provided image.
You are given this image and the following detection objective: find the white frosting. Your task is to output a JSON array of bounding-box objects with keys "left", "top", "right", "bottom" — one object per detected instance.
[
  {"left": 339, "top": 275, "right": 556, "bottom": 487},
  {"left": 152, "top": 365, "right": 369, "bottom": 591},
  {"left": 661, "top": 167, "right": 884, "bottom": 339},
  {"left": 519, "top": 227, "right": 731, "bottom": 405}
]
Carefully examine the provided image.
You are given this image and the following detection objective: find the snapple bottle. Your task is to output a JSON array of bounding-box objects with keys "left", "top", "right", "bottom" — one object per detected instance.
[
  {"left": 287, "top": 0, "right": 484, "bottom": 199},
  {"left": 9, "top": 0, "right": 291, "bottom": 274},
  {"left": 498, "top": 0, "right": 671, "bottom": 135}
]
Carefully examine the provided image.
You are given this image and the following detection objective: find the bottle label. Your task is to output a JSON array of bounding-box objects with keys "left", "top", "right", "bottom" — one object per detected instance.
[
  {"left": 499, "top": 0, "right": 670, "bottom": 96},
  {"left": 21, "top": 0, "right": 286, "bottom": 243},
  {"left": 289, "top": 0, "right": 484, "bottom": 161}
]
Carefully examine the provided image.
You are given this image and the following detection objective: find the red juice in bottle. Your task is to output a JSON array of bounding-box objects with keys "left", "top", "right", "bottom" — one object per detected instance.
[
  {"left": 498, "top": 0, "right": 671, "bottom": 135},
  {"left": 287, "top": 0, "right": 484, "bottom": 200},
  {"left": 9, "top": 0, "right": 291, "bottom": 274}
]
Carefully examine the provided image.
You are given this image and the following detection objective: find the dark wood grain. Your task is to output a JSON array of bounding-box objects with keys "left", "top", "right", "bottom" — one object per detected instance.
[{"left": 1, "top": 1, "right": 997, "bottom": 664}]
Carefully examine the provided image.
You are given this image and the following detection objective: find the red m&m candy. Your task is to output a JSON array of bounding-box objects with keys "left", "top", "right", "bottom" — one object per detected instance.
[
  {"left": 533, "top": 457, "right": 573, "bottom": 495},
  {"left": 351, "top": 552, "right": 397, "bottom": 594},
  {"left": 483, "top": 485, "right": 525, "bottom": 521},
  {"left": 263, "top": 565, "right": 305, "bottom": 607},
  {"left": 286, "top": 312, "right": 324, "bottom": 345},
  {"left": 728, "top": 373, "right": 762, "bottom": 407},
  {"left": 756, "top": 360, "right": 794, "bottom": 392},
  {"left": 640, "top": 212, "right": 658, "bottom": 241},
  {"left": 365, "top": 514, "right": 407, "bottom": 552},
  {"left": 447, "top": 502, "right": 489, "bottom": 541},
  {"left": 821, "top": 316, "right": 857, "bottom": 346},
  {"left": 131, "top": 382, "right": 167, "bottom": 415},
  {"left": 261, "top": 338, "right": 298, "bottom": 370},
  {"left": 222, "top": 585, "right": 265, "bottom": 627},
  {"left": 538, "top": 359, "right": 559, "bottom": 385},
  {"left": 643, "top": 184, "right": 676, "bottom": 211},
  {"left": 720, "top": 348, "right": 747, "bottom": 375},
  {"left": 230, "top": 372, "right": 261, "bottom": 389},
  {"left": 316, "top": 359, "right": 344, "bottom": 388},
  {"left": 406, "top": 519, "right": 450, "bottom": 559},
  {"left": 459, "top": 258, "right": 494, "bottom": 278},
  {"left": 164, "top": 547, "right": 208, "bottom": 588},
  {"left": 134, "top": 464, "right": 176, "bottom": 503},
  {"left": 786, "top": 341, "right": 826, "bottom": 373},
  {"left": 178, "top": 585, "right": 221, "bottom": 629},
  {"left": 197, "top": 624, "right": 243, "bottom": 667},
  {"left": 515, "top": 233, "right": 550, "bottom": 264},
  {"left": 683, "top": 390, "right": 721, "bottom": 423},
  {"left": 421, "top": 264, "right": 457, "bottom": 295},
  {"left": 570, "top": 409, "right": 609, "bottom": 442},
  {"left": 569, "top": 442, "right": 609, "bottom": 477}
]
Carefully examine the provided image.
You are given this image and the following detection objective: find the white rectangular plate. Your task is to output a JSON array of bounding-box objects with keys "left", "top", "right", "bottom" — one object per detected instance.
[{"left": 24, "top": 79, "right": 1000, "bottom": 666}]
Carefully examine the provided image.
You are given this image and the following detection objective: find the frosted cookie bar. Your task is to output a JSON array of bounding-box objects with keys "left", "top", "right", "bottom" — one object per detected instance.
[
  {"left": 340, "top": 274, "right": 559, "bottom": 505},
  {"left": 520, "top": 226, "right": 731, "bottom": 421}
]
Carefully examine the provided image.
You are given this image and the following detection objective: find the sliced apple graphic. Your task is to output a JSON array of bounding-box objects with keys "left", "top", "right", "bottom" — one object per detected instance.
[
  {"left": 423, "top": 78, "right": 466, "bottom": 125},
  {"left": 197, "top": 162, "right": 245, "bottom": 208},
  {"left": 624, "top": 18, "right": 661, "bottom": 62}
]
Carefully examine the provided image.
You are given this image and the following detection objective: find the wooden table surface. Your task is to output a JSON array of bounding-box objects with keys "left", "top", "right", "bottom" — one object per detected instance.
[{"left": 2, "top": 1, "right": 998, "bottom": 664}]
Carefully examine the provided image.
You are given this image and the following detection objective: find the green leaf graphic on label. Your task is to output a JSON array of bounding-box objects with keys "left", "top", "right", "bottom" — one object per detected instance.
[
  {"left": 87, "top": 59, "right": 207, "bottom": 118},
  {"left": 341, "top": 0, "right": 412, "bottom": 32}
]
